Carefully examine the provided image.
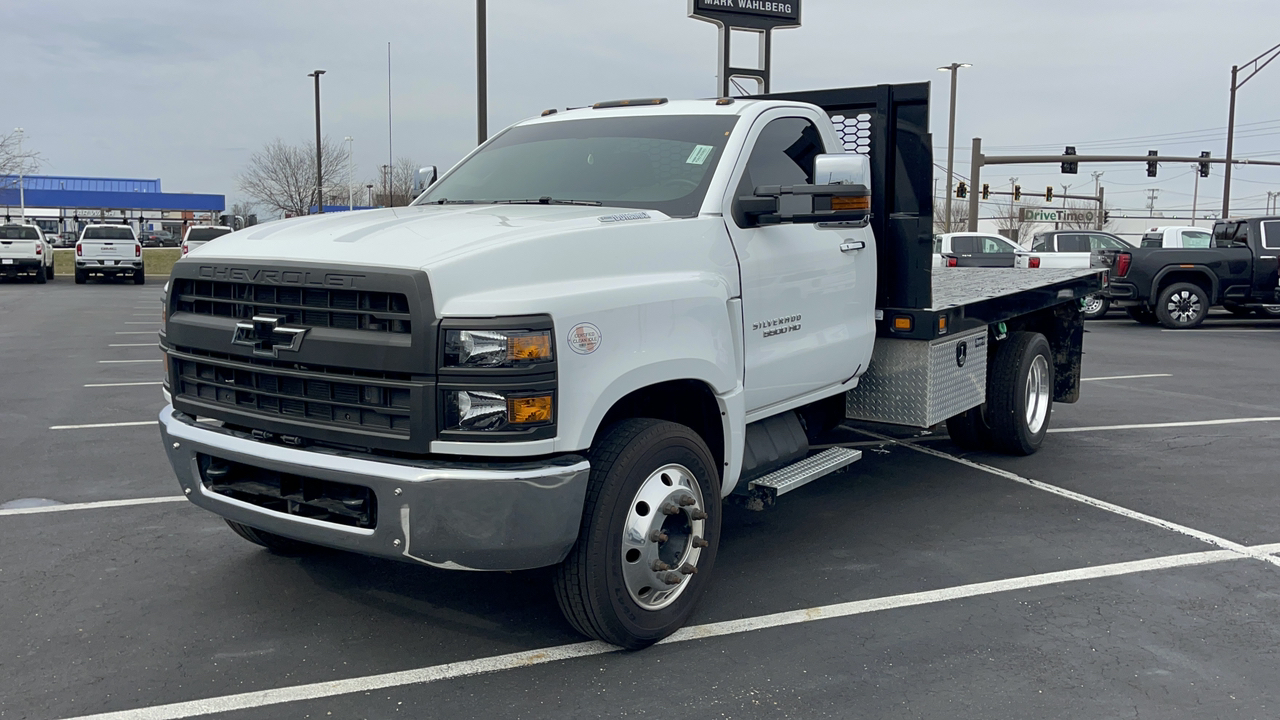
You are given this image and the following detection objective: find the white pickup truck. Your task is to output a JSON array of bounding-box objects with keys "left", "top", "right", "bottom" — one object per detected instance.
[
  {"left": 1138, "top": 226, "right": 1212, "bottom": 249},
  {"left": 0, "top": 223, "right": 53, "bottom": 283},
  {"left": 157, "top": 83, "right": 1102, "bottom": 648},
  {"left": 1020, "top": 230, "right": 1133, "bottom": 318},
  {"left": 75, "top": 224, "right": 144, "bottom": 284},
  {"left": 181, "top": 225, "right": 234, "bottom": 257}
]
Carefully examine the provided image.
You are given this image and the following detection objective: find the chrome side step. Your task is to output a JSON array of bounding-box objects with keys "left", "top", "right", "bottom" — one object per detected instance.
[{"left": 741, "top": 447, "right": 862, "bottom": 510}]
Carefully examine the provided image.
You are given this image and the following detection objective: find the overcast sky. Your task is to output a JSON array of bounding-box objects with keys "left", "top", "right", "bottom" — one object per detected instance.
[{"left": 7, "top": 0, "right": 1280, "bottom": 219}]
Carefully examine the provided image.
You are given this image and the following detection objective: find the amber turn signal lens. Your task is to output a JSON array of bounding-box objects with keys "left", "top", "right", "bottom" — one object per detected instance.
[
  {"left": 892, "top": 316, "right": 913, "bottom": 331},
  {"left": 831, "top": 195, "right": 871, "bottom": 211},
  {"left": 509, "top": 334, "right": 552, "bottom": 362},
  {"left": 508, "top": 395, "right": 553, "bottom": 424}
]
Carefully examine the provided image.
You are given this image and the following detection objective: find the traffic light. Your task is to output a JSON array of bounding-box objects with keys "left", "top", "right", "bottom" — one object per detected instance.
[
  {"left": 1198, "top": 151, "right": 1211, "bottom": 178},
  {"left": 956, "top": 181, "right": 968, "bottom": 198},
  {"left": 1013, "top": 185, "right": 1022, "bottom": 201},
  {"left": 1103, "top": 210, "right": 1111, "bottom": 224},
  {"left": 1045, "top": 187, "right": 1054, "bottom": 202},
  {"left": 981, "top": 183, "right": 990, "bottom": 200},
  {"left": 1147, "top": 150, "right": 1158, "bottom": 178},
  {"left": 1061, "top": 146, "right": 1078, "bottom": 174}
]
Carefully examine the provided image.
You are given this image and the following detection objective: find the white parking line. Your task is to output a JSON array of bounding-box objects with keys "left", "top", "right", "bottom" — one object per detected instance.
[
  {"left": 98, "top": 359, "right": 162, "bottom": 364},
  {"left": 124, "top": 322, "right": 157, "bottom": 325},
  {"left": 0, "top": 496, "right": 184, "bottom": 517},
  {"left": 116, "top": 331, "right": 157, "bottom": 335},
  {"left": 131, "top": 313, "right": 155, "bottom": 317},
  {"left": 1050, "top": 416, "right": 1280, "bottom": 434},
  {"left": 49, "top": 421, "right": 156, "bottom": 430},
  {"left": 1081, "top": 373, "right": 1172, "bottom": 382},
  {"left": 83, "top": 381, "right": 163, "bottom": 387},
  {"left": 857, "top": 429, "right": 1280, "bottom": 567},
  {"left": 1161, "top": 328, "right": 1280, "bottom": 333},
  {"left": 109, "top": 343, "right": 156, "bottom": 347},
  {"left": 57, "top": 545, "right": 1270, "bottom": 720}
]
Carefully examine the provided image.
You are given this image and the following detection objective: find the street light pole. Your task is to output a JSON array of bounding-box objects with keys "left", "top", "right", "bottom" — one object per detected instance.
[
  {"left": 1222, "top": 42, "right": 1280, "bottom": 218},
  {"left": 938, "top": 63, "right": 971, "bottom": 233},
  {"left": 344, "top": 136, "right": 354, "bottom": 211},
  {"left": 477, "top": 0, "right": 488, "bottom": 145},
  {"left": 308, "top": 70, "right": 326, "bottom": 214},
  {"left": 14, "top": 127, "right": 25, "bottom": 220}
]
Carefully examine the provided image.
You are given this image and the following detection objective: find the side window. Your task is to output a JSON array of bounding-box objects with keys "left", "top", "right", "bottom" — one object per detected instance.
[
  {"left": 951, "top": 236, "right": 981, "bottom": 254},
  {"left": 983, "top": 236, "right": 1014, "bottom": 253},
  {"left": 736, "top": 117, "right": 822, "bottom": 196},
  {"left": 933, "top": 236, "right": 943, "bottom": 254},
  {"left": 1140, "top": 233, "right": 1163, "bottom": 248},
  {"left": 1213, "top": 222, "right": 1241, "bottom": 248},
  {"left": 1057, "top": 234, "right": 1091, "bottom": 253},
  {"left": 1089, "top": 234, "right": 1127, "bottom": 250},
  {"left": 1181, "top": 231, "right": 1211, "bottom": 248},
  {"left": 1031, "top": 235, "right": 1046, "bottom": 252},
  {"left": 1262, "top": 221, "right": 1280, "bottom": 250}
]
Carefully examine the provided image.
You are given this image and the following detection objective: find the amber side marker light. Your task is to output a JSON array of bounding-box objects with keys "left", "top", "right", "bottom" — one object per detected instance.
[
  {"left": 508, "top": 395, "right": 553, "bottom": 425},
  {"left": 892, "top": 316, "right": 913, "bottom": 332},
  {"left": 831, "top": 195, "right": 871, "bottom": 211}
]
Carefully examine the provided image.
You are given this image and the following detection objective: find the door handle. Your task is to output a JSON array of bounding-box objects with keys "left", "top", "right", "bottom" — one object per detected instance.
[{"left": 839, "top": 240, "right": 865, "bottom": 253}]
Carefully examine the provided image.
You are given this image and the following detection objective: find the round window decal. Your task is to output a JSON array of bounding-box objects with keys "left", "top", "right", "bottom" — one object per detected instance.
[{"left": 568, "top": 323, "right": 602, "bottom": 355}]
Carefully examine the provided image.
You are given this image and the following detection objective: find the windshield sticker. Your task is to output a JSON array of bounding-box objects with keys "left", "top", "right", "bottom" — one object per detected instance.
[
  {"left": 686, "top": 145, "right": 714, "bottom": 165},
  {"left": 598, "top": 212, "right": 650, "bottom": 223},
  {"left": 568, "top": 323, "right": 602, "bottom": 355}
]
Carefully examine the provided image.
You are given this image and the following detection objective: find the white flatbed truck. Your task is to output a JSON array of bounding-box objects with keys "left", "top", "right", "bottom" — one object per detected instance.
[{"left": 157, "top": 82, "right": 1102, "bottom": 647}]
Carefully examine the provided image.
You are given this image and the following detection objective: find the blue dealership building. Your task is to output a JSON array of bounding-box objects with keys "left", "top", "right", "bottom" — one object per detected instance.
[{"left": 0, "top": 174, "right": 225, "bottom": 239}]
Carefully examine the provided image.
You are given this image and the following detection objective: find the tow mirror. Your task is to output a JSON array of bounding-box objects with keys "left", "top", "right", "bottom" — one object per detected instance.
[
  {"left": 413, "top": 166, "right": 438, "bottom": 197},
  {"left": 737, "top": 153, "right": 871, "bottom": 228}
]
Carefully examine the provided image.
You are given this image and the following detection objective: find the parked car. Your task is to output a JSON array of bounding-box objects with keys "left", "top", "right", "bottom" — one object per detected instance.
[
  {"left": 0, "top": 223, "right": 54, "bottom": 283},
  {"left": 1098, "top": 215, "right": 1280, "bottom": 327},
  {"left": 139, "top": 229, "right": 176, "bottom": 248},
  {"left": 53, "top": 231, "right": 77, "bottom": 248},
  {"left": 932, "top": 232, "right": 1028, "bottom": 268},
  {"left": 180, "top": 225, "right": 234, "bottom": 256},
  {"left": 1138, "top": 226, "right": 1212, "bottom": 249},
  {"left": 75, "top": 224, "right": 144, "bottom": 284},
  {"left": 1022, "top": 230, "right": 1133, "bottom": 318}
]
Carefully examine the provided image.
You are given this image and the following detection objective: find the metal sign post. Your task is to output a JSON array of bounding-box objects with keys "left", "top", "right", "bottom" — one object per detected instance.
[{"left": 689, "top": 0, "right": 801, "bottom": 97}]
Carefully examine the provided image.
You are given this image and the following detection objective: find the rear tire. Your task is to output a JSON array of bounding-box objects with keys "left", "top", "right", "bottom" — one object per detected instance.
[
  {"left": 74, "top": 268, "right": 87, "bottom": 284},
  {"left": 1081, "top": 294, "right": 1109, "bottom": 319},
  {"left": 946, "top": 405, "right": 992, "bottom": 451},
  {"left": 986, "top": 332, "right": 1054, "bottom": 456},
  {"left": 1155, "top": 282, "right": 1208, "bottom": 329},
  {"left": 225, "top": 519, "right": 318, "bottom": 555},
  {"left": 553, "top": 418, "right": 720, "bottom": 649},
  {"left": 1125, "top": 306, "right": 1159, "bottom": 325},
  {"left": 133, "top": 268, "right": 146, "bottom": 285},
  {"left": 34, "top": 266, "right": 46, "bottom": 284},
  {"left": 45, "top": 264, "right": 54, "bottom": 280},
  {"left": 1257, "top": 305, "right": 1280, "bottom": 319}
]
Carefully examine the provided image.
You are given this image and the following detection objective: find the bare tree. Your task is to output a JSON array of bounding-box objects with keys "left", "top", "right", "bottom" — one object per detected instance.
[
  {"left": 0, "top": 129, "right": 41, "bottom": 189},
  {"left": 237, "top": 137, "right": 347, "bottom": 217},
  {"left": 932, "top": 197, "right": 969, "bottom": 235},
  {"left": 391, "top": 157, "right": 421, "bottom": 206}
]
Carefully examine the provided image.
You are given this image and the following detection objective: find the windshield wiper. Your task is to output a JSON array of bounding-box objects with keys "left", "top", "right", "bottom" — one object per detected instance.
[
  {"left": 490, "top": 197, "right": 602, "bottom": 207},
  {"left": 430, "top": 199, "right": 482, "bottom": 205}
]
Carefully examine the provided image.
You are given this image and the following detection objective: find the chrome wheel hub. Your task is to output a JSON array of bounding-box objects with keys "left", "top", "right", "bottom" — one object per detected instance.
[
  {"left": 1083, "top": 295, "right": 1104, "bottom": 315},
  {"left": 620, "top": 463, "right": 706, "bottom": 610},
  {"left": 1167, "top": 290, "right": 1202, "bottom": 324},
  {"left": 1025, "top": 354, "right": 1050, "bottom": 435}
]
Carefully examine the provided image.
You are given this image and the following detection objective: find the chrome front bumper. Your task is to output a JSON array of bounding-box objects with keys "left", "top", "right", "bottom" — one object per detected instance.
[{"left": 159, "top": 406, "right": 590, "bottom": 571}]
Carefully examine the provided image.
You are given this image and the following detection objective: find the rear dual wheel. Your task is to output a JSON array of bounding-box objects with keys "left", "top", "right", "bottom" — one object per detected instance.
[
  {"left": 946, "top": 332, "right": 1053, "bottom": 456},
  {"left": 554, "top": 419, "right": 720, "bottom": 649}
]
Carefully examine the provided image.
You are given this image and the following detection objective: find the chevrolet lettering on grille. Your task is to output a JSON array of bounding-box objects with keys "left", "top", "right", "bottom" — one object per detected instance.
[{"left": 232, "top": 315, "right": 308, "bottom": 358}]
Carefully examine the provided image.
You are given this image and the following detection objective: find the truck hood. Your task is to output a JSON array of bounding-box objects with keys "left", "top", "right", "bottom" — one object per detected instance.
[{"left": 187, "top": 204, "right": 671, "bottom": 270}]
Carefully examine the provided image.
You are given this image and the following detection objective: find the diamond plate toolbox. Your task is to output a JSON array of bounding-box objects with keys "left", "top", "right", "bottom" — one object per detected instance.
[{"left": 845, "top": 327, "right": 987, "bottom": 427}]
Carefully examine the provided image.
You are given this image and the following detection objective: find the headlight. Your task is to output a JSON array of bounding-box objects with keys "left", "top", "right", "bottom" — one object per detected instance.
[
  {"left": 443, "top": 329, "right": 553, "bottom": 368},
  {"left": 444, "top": 390, "right": 554, "bottom": 432}
]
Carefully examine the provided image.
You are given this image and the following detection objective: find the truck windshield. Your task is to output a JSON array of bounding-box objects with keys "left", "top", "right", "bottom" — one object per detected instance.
[
  {"left": 83, "top": 227, "right": 135, "bottom": 240},
  {"left": 0, "top": 226, "right": 39, "bottom": 240},
  {"left": 417, "top": 115, "right": 740, "bottom": 217}
]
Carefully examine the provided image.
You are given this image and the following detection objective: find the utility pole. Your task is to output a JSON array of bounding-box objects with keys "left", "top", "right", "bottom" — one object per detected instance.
[
  {"left": 344, "top": 136, "right": 354, "bottom": 211},
  {"left": 1192, "top": 166, "right": 1201, "bottom": 226},
  {"left": 938, "top": 63, "right": 971, "bottom": 233},
  {"left": 1009, "top": 176, "right": 1018, "bottom": 233},
  {"left": 1145, "top": 188, "right": 1160, "bottom": 216},
  {"left": 1096, "top": 186, "right": 1106, "bottom": 229},
  {"left": 1091, "top": 172, "right": 1105, "bottom": 229},
  {"left": 1223, "top": 42, "right": 1280, "bottom": 218},
  {"left": 14, "top": 127, "right": 25, "bottom": 219},
  {"left": 308, "top": 70, "right": 326, "bottom": 214},
  {"left": 477, "top": 0, "right": 488, "bottom": 145}
]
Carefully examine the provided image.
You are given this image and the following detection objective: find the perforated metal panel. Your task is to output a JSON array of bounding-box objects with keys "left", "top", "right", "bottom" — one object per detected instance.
[
  {"left": 845, "top": 327, "right": 987, "bottom": 428},
  {"left": 828, "top": 113, "right": 872, "bottom": 156}
]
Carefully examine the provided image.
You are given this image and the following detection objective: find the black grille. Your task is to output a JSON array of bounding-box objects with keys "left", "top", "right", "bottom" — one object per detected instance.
[
  {"left": 198, "top": 454, "right": 377, "bottom": 529},
  {"left": 172, "top": 278, "right": 411, "bottom": 334},
  {"left": 172, "top": 350, "right": 413, "bottom": 437}
]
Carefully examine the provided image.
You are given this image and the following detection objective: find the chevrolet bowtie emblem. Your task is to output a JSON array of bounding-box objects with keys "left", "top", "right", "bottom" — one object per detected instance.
[{"left": 232, "top": 315, "right": 308, "bottom": 358}]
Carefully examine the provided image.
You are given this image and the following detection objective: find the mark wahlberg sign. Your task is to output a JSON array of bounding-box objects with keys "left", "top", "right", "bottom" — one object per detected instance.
[{"left": 689, "top": 0, "right": 801, "bottom": 28}]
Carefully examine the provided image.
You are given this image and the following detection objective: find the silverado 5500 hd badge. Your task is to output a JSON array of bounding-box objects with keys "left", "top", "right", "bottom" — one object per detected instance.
[{"left": 753, "top": 314, "right": 802, "bottom": 338}]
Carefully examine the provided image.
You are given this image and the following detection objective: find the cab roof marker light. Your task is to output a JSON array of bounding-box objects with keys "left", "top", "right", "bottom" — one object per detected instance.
[
  {"left": 540, "top": 108, "right": 558, "bottom": 117},
  {"left": 592, "top": 98, "right": 669, "bottom": 109}
]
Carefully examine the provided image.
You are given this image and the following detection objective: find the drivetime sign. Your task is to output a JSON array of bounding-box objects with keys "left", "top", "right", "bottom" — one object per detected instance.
[{"left": 690, "top": 0, "right": 801, "bottom": 29}]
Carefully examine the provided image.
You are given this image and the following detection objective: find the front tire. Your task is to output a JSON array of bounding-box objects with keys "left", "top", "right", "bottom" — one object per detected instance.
[
  {"left": 224, "top": 519, "right": 318, "bottom": 555},
  {"left": 987, "top": 332, "right": 1054, "bottom": 456},
  {"left": 1082, "top": 294, "right": 1109, "bottom": 319},
  {"left": 1155, "top": 282, "right": 1208, "bottom": 329},
  {"left": 553, "top": 419, "right": 721, "bottom": 649},
  {"left": 1126, "top": 305, "right": 1159, "bottom": 325}
]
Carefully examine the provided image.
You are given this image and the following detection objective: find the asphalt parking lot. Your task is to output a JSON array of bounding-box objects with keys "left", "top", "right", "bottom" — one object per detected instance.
[{"left": 2, "top": 278, "right": 1279, "bottom": 720}]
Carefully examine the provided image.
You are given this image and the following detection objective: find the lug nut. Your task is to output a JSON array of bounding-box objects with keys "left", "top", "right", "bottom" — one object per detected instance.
[
  {"left": 650, "top": 530, "right": 669, "bottom": 543},
  {"left": 678, "top": 495, "right": 697, "bottom": 507},
  {"left": 679, "top": 563, "right": 697, "bottom": 575},
  {"left": 690, "top": 509, "right": 708, "bottom": 520},
  {"left": 659, "top": 572, "right": 684, "bottom": 585},
  {"left": 691, "top": 536, "right": 709, "bottom": 548},
  {"left": 661, "top": 503, "right": 681, "bottom": 516},
  {"left": 651, "top": 560, "right": 671, "bottom": 572}
]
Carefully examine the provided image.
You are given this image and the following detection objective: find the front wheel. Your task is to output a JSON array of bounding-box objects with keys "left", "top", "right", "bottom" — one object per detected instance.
[
  {"left": 1155, "top": 282, "right": 1208, "bottom": 329},
  {"left": 1257, "top": 305, "right": 1280, "bottom": 319},
  {"left": 987, "top": 332, "right": 1054, "bottom": 456},
  {"left": 553, "top": 419, "right": 721, "bottom": 649},
  {"left": 1082, "top": 294, "right": 1109, "bottom": 319}
]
